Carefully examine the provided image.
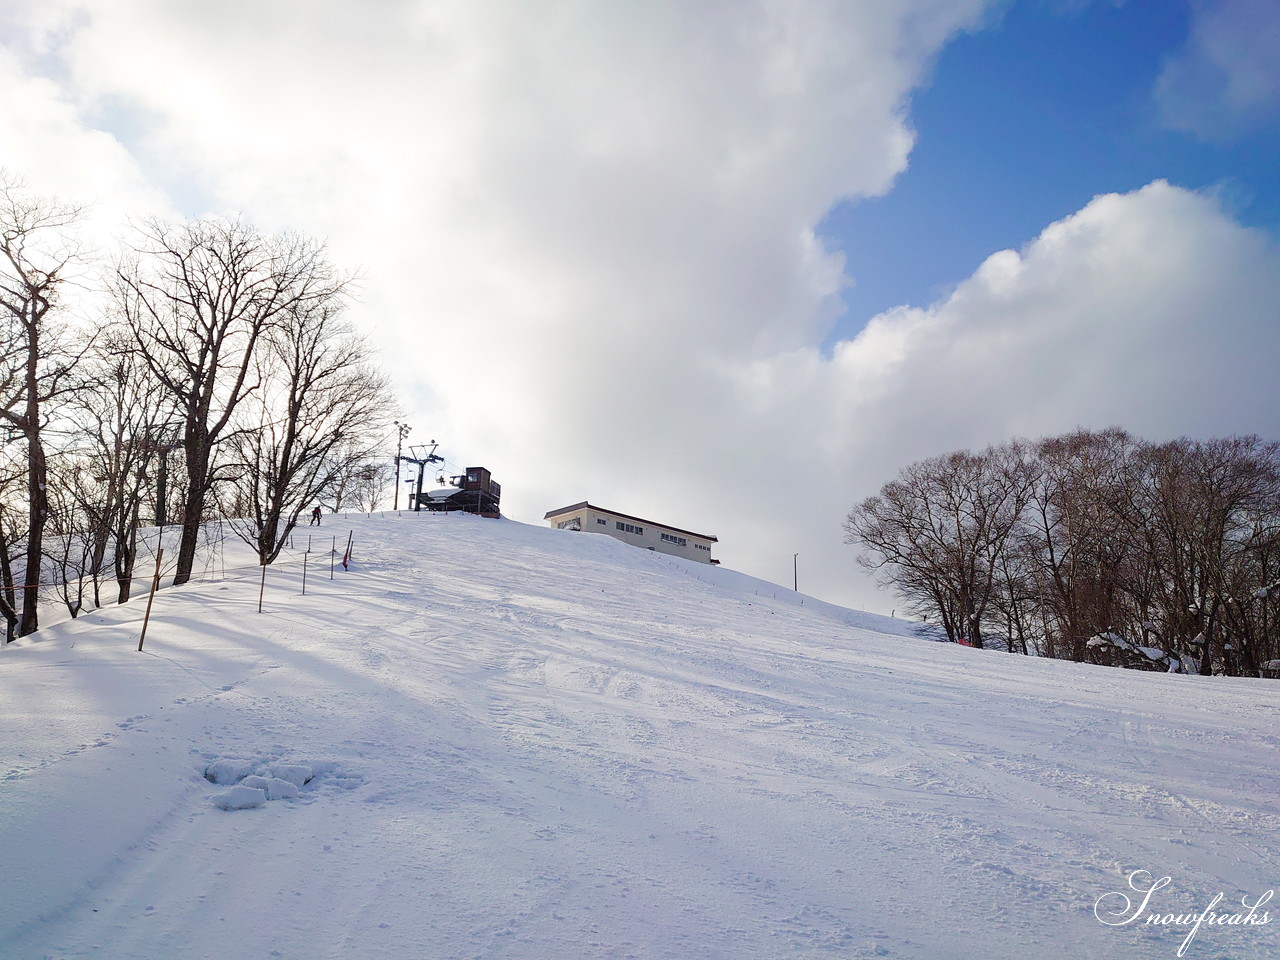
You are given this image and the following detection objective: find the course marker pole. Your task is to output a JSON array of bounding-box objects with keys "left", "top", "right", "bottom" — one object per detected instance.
[{"left": 137, "top": 549, "right": 165, "bottom": 652}]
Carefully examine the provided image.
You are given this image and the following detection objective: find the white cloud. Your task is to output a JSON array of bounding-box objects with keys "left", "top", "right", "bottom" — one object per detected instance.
[
  {"left": 755, "top": 182, "right": 1280, "bottom": 609},
  {"left": 1, "top": 3, "right": 1276, "bottom": 613},
  {"left": 0, "top": 47, "right": 171, "bottom": 234},
  {"left": 1155, "top": 0, "right": 1280, "bottom": 141}
]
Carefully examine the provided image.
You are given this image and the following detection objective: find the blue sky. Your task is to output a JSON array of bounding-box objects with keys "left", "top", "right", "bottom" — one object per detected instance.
[{"left": 823, "top": 0, "right": 1280, "bottom": 342}]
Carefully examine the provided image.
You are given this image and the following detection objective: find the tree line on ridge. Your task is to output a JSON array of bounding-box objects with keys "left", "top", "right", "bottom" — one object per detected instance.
[
  {"left": 845, "top": 428, "right": 1280, "bottom": 676},
  {"left": 0, "top": 171, "right": 397, "bottom": 640}
]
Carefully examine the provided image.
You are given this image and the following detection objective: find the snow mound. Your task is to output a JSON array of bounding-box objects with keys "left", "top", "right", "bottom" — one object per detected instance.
[
  {"left": 240, "top": 775, "right": 300, "bottom": 800},
  {"left": 211, "top": 786, "right": 267, "bottom": 811},
  {"left": 203, "top": 758, "right": 257, "bottom": 785},
  {"left": 266, "top": 762, "right": 313, "bottom": 787},
  {"left": 203, "top": 756, "right": 316, "bottom": 804}
]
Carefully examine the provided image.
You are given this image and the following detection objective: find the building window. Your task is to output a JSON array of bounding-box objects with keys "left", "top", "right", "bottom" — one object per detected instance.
[
  {"left": 661, "top": 533, "right": 688, "bottom": 547},
  {"left": 597, "top": 518, "right": 606, "bottom": 525},
  {"left": 615, "top": 521, "right": 643, "bottom": 535}
]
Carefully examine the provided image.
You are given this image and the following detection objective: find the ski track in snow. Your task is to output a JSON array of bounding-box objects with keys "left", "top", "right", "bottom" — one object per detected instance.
[{"left": 1, "top": 512, "right": 1278, "bottom": 959}]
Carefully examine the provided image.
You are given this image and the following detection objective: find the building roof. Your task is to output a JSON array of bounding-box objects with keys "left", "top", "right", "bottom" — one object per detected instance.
[{"left": 543, "top": 501, "right": 718, "bottom": 543}]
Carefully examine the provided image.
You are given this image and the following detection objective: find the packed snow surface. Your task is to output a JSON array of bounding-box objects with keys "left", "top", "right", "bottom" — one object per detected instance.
[{"left": 2, "top": 513, "right": 1277, "bottom": 959}]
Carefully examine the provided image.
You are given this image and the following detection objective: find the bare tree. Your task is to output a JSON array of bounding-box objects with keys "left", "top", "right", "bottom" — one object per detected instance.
[
  {"left": 42, "top": 453, "right": 98, "bottom": 618},
  {"left": 0, "top": 453, "right": 25, "bottom": 642},
  {"left": 223, "top": 297, "right": 394, "bottom": 564},
  {"left": 114, "top": 218, "right": 347, "bottom": 585},
  {"left": 1018, "top": 429, "right": 1138, "bottom": 660},
  {"left": 1134, "top": 436, "right": 1280, "bottom": 675},
  {"left": 348, "top": 461, "right": 396, "bottom": 513},
  {"left": 0, "top": 171, "right": 87, "bottom": 636},
  {"left": 69, "top": 331, "right": 178, "bottom": 603},
  {"left": 849, "top": 431, "right": 1280, "bottom": 675},
  {"left": 322, "top": 445, "right": 397, "bottom": 514},
  {"left": 845, "top": 444, "right": 1035, "bottom": 648}
]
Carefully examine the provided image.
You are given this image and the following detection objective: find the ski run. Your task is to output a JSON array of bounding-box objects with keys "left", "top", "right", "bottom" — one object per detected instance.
[{"left": 2, "top": 512, "right": 1277, "bottom": 959}]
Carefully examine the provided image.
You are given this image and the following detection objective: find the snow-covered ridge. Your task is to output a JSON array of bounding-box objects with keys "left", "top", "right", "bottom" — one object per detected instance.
[{"left": 2, "top": 513, "right": 1277, "bottom": 959}]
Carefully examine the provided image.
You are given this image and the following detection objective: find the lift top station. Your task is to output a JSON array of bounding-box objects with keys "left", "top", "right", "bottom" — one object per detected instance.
[
  {"left": 425, "top": 466, "right": 501, "bottom": 517},
  {"left": 403, "top": 443, "right": 501, "bottom": 517}
]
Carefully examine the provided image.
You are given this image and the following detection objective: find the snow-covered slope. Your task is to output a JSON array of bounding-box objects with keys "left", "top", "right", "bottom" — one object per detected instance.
[{"left": 2, "top": 513, "right": 1277, "bottom": 960}]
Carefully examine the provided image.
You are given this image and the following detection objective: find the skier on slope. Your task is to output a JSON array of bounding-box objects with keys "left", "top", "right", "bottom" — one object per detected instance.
[{"left": 310, "top": 506, "right": 322, "bottom": 526}]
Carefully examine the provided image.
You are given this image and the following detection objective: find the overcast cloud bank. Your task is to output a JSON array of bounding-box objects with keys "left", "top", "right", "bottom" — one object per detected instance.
[{"left": 1, "top": 1, "right": 1275, "bottom": 610}]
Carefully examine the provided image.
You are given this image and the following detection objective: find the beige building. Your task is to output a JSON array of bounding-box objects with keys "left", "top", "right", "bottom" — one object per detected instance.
[{"left": 544, "top": 501, "right": 719, "bottom": 565}]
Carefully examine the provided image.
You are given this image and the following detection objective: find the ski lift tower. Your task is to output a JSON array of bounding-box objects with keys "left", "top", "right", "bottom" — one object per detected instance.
[{"left": 401, "top": 441, "right": 444, "bottom": 511}]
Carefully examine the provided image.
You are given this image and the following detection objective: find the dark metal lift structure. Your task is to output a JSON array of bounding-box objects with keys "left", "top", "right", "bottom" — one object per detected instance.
[{"left": 401, "top": 442, "right": 444, "bottom": 512}]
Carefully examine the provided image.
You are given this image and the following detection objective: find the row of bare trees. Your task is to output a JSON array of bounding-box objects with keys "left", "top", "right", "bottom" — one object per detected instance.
[
  {"left": 845, "top": 429, "right": 1280, "bottom": 676},
  {"left": 0, "top": 171, "right": 397, "bottom": 640}
]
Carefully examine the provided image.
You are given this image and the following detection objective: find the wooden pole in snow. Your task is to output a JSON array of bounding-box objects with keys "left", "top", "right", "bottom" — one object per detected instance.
[{"left": 137, "top": 549, "right": 164, "bottom": 652}]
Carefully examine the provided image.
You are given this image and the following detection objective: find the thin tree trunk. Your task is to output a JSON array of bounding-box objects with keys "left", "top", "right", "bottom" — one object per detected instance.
[
  {"left": 114, "top": 511, "right": 139, "bottom": 604},
  {"left": 173, "top": 445, "right": 209, "bottom": 586},
  {"left": 19, "top": 394, "right": 46, "bottom": 637}
]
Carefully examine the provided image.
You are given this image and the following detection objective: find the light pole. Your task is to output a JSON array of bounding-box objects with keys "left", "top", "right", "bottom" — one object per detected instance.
[
  {"left": 392, "top": 421, "right": 411, "bottom": 511},
  {"left": 793, "top": 553, "right": 798, "bottom": 592}
]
